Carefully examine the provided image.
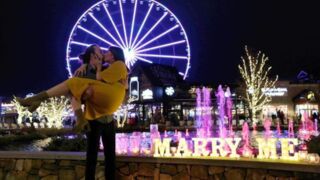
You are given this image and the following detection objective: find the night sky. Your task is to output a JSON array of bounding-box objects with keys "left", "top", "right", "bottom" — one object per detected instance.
[{"left": 0, "top": 0, "right": 320, "bottom": 96}]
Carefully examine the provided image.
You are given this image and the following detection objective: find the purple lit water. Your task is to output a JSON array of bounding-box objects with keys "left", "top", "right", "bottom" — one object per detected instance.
[
  {"left": 196, "top": 87, "right": 213, "bottom": 138},
  {"left": 216, "top": 85, "right": 225, "bottom": 137}
]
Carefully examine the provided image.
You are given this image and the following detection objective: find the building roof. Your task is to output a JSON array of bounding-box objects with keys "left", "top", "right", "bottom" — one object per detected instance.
[{"left": 130, "top": 62, "right": 184, "bottom": 86}]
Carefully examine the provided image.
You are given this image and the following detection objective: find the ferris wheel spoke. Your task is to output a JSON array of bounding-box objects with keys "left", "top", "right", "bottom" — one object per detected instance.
[
  {"left": 102, "top": 3, "right": 126, "bottom": 47},
  {"left": 131, "top": 3, "right": 154, "bottom": 49},
  {"left": 135, "top": 25, "right": 180, "bottom": 51},
  {"left": 135, "top": 56, "right": 153, "bottom": 64},
  {"left": 78, "top": 26, "right": 116, "bottom": 46},
  {"left": 132, "top": 12, "right": 168, "bottom": 50},
  {"left": 179, "top": 72, "right": 185, "bottom": 76},
  {"left": 71, "top": 41, "right": 109, "bottom": 51},
  {"left": 136, "top": 40, "right": 186, "bottom": 53},
  {"left": 69, "top": 57, "right": 79, "bottom": 61},
  {"left": 136, "top": 53, "right": 189, "bottom": 60},
  {"left": 119, "top": 0, "right": 129, "bottom": 47},
  {"left": 129, "top": 0, "right": 138, "bottom": 48},
  {"left": 89, "top": 13, "right": 124, "bottom": 49}
]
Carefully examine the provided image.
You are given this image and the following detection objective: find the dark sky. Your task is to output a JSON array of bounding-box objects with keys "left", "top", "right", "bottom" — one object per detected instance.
[{"left": 0, "top": 0, "right": 320, "bottom": 96}]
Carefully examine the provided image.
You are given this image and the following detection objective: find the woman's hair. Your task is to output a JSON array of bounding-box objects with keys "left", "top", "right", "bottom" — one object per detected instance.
[
  {"left": 108, "top": 46, "right": 125, "bottom": 63},
  {"left": 78, "top": 44, "right": 97, "bottom": 64},
  {"left": 108, "top": 46, "right": 130, "bottom": 73}
]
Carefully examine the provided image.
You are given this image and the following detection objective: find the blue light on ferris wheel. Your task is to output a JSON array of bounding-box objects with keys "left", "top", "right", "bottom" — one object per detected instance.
[{"left": 66, "top": 0, "right": 191, "bottom": 79}]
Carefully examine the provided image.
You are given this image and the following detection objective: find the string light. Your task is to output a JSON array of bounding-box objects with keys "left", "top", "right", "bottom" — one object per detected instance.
[{"left": 238, "top": 46, "right": 278, "bottom": 124}]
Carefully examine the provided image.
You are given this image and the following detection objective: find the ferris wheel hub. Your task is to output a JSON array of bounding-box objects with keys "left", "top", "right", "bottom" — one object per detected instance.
[{"left": 124, "top": 48, "right": 137, "bottom": 65}]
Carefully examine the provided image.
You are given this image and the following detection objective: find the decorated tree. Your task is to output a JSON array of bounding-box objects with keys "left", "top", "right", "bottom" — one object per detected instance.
[
  {"left": 115, "top": 105, "right": 129, "bottom": 128},
  {"left": 12, "top": 96, "right": 70, "bottom": 128},
  {"left": 11, "top": 96, "right": 32, "bottom": 125},
  {"left": 238, "top": 46, "right": 278, "bottom": 125},
  {"left": 43, "top": 96, "right": 71, "bottom": 128}
]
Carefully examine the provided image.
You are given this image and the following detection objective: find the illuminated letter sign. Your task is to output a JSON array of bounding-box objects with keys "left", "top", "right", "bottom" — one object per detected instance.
[
  {"left": 151, "top": 137, "right": 300, "bottom": 161},
  {"left": 174, "top": 138, "right": 191, "bottom": 157},
  {"left": 279, "top": 138, "right": 298, "bottom": 160},
  {"left": 142, "top": 89, "right": 153, "bottom": 100},
  {"left": 153, "top": 138, "right": 172, "bottom": 157},
  {"left": 192, "top": 138, "right": 210, "bottom": 157},
  {"left": 262, "top": 88, "right": 287, "bottom": 96},
  {"left": 256, "top": 138, "right": 278, "bottom": 159}
]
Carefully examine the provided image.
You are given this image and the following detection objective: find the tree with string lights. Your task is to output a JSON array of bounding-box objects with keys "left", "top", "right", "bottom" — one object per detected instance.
[
  {"left": 43, "top": 96, "right": 71, "bottom": 128},
  {"left": 238, "top": 46, "right": 278, "bottom": 125},
  {"left": 12, "top": 96, "right": 32, "bottom": 125}
]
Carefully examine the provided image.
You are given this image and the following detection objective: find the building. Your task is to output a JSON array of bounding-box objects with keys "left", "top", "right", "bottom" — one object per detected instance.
[{"left": 262, "top": 71, "right": 320, "bottom": 123}]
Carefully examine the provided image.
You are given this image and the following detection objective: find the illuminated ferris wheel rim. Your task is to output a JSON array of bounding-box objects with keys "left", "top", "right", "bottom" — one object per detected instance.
[{"left": 66, "top": 0, "right": 191, "bottom": 79}]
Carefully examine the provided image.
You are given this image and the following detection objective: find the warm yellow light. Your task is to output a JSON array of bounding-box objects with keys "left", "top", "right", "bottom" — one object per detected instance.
[
  {"left": 298, "top": 151, "right": 308, "bottom": 161},
  {"left": 174, "top": 138, "right": 191, "bottom": 157},
  {"left": 209, "top": 138, "right": 227, "bottom": 157},
  {"left": 279, "top": 138, "right": 298, "bottom": 161},
  {"left": 238, "top": 46, "right": 278, "bottom": 124},
  {"left": 225, "top": 138, "right": 241, "bottom": 158},
  {"left": 256, "top": 138, "right": 278, "bottom": 159},
  {"left": 192, "top": 138, "right": 210, "bottom": 157},
  {"left": 153, "top": 138, "right": 172, "bottom": 157}
]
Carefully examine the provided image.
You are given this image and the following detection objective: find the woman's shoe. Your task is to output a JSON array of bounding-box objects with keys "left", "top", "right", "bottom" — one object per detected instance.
[
  {"left": 16, "top": 91, "right": 49, "bottom": 112},
  {"left": 27, "top": 101, "right": 42, "bottom": 112},
  {"left": 73, "top": 120, "right": 90, "bottom": 134},
  {"left": 16, "top": 98, "right": 42, "bottom": 113},
  {"left": 73, "top": 109, "right": 90, "bottom": 134}
]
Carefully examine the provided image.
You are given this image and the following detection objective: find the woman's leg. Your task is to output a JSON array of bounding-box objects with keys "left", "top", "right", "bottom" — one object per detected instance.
[
  {"left": 81, "top": 85, "right": 94, "bottom": 102},
  {"left": 102, "top": 121, "right": 116, "bottom": 180},
  {"left": 70, "top": 97, "right": 88, "bottom": 133},
  {"left": 71, "top": 97, "right": 81, "bottom": 110},
  {"left": 85, "top": 120, "right": 101, "bottom": 180},
  {"left": 18, "top": 80, "right": 71, "bottom": 112},
  {"left": 46, "top": 80, "right": 70, "bottom": 97}
]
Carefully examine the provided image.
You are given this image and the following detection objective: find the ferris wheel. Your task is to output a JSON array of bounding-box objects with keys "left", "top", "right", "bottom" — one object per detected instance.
[{"left": 66, "top": 0, "right": 191, "bottom": 79}]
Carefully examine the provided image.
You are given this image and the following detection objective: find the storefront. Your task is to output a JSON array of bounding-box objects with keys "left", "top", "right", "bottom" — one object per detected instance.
[
  {"left": 127, "top": 62, "right": 190, "bottom": 125},
  {"left": 261, "top": 78, "right": 320, "bottom": 123}
]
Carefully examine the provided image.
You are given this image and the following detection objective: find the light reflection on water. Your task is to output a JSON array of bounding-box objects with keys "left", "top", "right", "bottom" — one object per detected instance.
[{"left": 0, "top": 137, "right": 52, "bottom": 151}]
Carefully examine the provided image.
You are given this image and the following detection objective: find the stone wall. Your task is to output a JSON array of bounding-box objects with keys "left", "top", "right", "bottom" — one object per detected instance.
[
  {"left": 0, "top": 159, "right": 87, "bottom": 180},
  {"left": 116, "top": 163, "right": 320, "bottom": 180},
  {"left": 0, "top": 152, "right": 319, "bottom": 180}
]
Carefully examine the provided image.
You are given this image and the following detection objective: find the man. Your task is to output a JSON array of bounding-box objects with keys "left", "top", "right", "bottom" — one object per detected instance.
[{"left": 73, "top": 45, "right": 117, "bottom": 180}]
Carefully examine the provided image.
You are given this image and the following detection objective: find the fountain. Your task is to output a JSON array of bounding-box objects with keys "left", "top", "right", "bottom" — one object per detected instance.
[
  {"left": 288, "top": 118, "right": 294, "bottom": 138},
  {"left": 299, "top": 112, "right": 315, "bottom": 140},
  {"left": 185, "top": 129, "right": 190, "bottom": 137},
  {"left": 277, "top": 120, "right": 281, "bottom": 136},
  {"left": 195, "top": 88, "right": 203, "bottom": 137},
  {"left": 203, "top": 87, "right": 213, "bottom": 136},
  {"left": 195, "top": 87, "right": 213, "bottom": 138},
  {"left": 216, "top": 85, "right": 225, "bottom": 137},
  {"left": 263, "top": 118, "right": 272, "bottom": 138},
  {"left": 239, "top": 122, "right": 254, "bottom": 157},
  {"left": 225, "top": 87, "right": 234, "bottom": 136},
  {"left": 314, "top": 119, "right": 319, "bottom": 136}
]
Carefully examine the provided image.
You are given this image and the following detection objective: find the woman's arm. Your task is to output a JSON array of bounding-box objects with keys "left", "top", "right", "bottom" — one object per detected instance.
[
  {"left": 73, "top": 64, "right": 88, "bottom": 77},
  {"left": 99, "top": 62, "right": 127, "bottom": 83},
  {"left": 119, "top": 75, "right": 128, "bottom": 89},
  {"left": 96, "top": 65, "right": 103, "bottom": 81}
]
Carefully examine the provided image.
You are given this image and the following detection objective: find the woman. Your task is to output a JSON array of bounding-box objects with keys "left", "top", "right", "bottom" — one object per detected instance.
[
  {"left": 72, "top": 44, "right": 104, "bottom": 132},
  {"left": 17, "top": 46, "right": 127, "bottom": 125}
]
